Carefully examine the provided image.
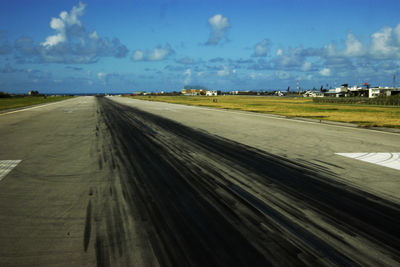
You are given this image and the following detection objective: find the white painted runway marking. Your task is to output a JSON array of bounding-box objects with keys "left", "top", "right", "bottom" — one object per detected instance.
[
  {"left": 335, "top": 153, "right": 400, "bottom": 171},
  {"left": 0, "top": 98, "right": 75, "bottom": 116},
  {"left": 0, "top": 160, "right": 21, "bottom": 181}
]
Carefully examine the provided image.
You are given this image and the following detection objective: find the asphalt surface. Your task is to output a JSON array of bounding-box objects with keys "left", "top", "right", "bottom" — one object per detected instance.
[{"left": 0, "top": 96, "right": 399, "bottom": 266}]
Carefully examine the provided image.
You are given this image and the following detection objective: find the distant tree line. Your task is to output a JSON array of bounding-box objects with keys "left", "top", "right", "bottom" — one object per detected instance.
[
  {"left": 0, "top": 91, "right": 10, "bottom": 98},
  {"left": 0, "top": 91, "right": 47, "bottom": 98},
  {"left": 29, "top": 90, "right": 40, "bottom": 96}
]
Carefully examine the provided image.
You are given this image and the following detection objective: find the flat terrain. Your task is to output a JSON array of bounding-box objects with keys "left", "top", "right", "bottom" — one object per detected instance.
[
  {"left": 129, "top": 95, "right": 400, "bottom": 128},
  {"left": 0, "top": 96, "right": 399, "bottom": 266},
  {"left": 0, "top": 95, "right": 73, "bottom": 111}
]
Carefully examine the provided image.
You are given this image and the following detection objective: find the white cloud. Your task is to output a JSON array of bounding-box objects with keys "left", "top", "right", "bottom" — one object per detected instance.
[
  {"left": 205, "top": 14, "right": 231, "bottom": 45},
  {"left": 42, "top": 34, "right": 65, "bottom": 47},
  {"left": 132, "top": 50, "right": 144, "bottom": 61},
  {"left": 37, "top": 2, "right": 128, "bottom": 63},
  {"left": 344, "top": 33, "right": 364, "bottom": 56},
  {"left": 97, "top": 72, "right": 107, "bottom": 79},
  {"left": 148, "top": 46, "right": 171, "bottom": 61},
  {"left": 319, "top": 68, "right": 331, "bottom": 76},
  {"left": 276, "top": 48, "right": 283, "bottom": 56},
  {"left": 132, "top": 44, "right": 174, "bottom": 61},
  {"left": 319, "top": 26, "right": 400, "bottom": 60},
  {"left": 41, "top": 2, "right": 86, "bottom": 47},
  {"left": 370, "top": 26, "right": 399, "bottom": 58},
  {"left": 253, "top": 39, "right": 269, "bottom": 57},
  {"left": 273, "top": 47, "right": 306, "bottom": 69},
  {"left": 89, "top": 31, "right": 99, "bottom": 39},
  {"left": 394, "top": 24, "right": 400, "bottom": 45},
  {"left": 50, "top": 18, "right": 65, "bottom": 31},
  {"left": 60, "top": 2, "right": 85, "bottom": 26}
]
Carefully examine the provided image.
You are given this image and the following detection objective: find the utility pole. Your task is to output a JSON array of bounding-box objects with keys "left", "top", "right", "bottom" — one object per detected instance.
[{"left": 393, "top": 74, "right": 397, "bottom": 89}]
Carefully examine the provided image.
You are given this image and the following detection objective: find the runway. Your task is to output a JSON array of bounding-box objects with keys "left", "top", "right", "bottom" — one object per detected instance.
[{"left": 0, "top": 96, "right": 399, "bottom": 266}]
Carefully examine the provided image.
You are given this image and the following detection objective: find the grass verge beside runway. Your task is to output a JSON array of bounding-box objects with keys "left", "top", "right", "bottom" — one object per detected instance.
[
  {"left": 0, "top": 96, "right": 73, "bottom": 111},
  {"left": 127, "top": 95, "right": 400, "bottom": 128}
]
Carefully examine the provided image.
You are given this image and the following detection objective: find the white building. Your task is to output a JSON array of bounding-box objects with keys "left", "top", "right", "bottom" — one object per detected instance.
[
  {"left": 206, "top": 90, "right": 218, "bottom": 96},
  {"left": 368, "top": 87, "right": 397, "bottom": 98},
  {"left": 303, "top": 90, "right": 324, "bottom": 97}
]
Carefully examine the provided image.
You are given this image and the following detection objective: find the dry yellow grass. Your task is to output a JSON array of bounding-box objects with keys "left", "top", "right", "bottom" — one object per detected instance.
[{"left": 128, "top": 95, "right": 400, "bottom": 128}]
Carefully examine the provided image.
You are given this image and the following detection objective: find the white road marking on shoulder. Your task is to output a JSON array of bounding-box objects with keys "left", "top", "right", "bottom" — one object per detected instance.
[
  {"left": 335, "top": 153, "right": 400, "bottom": 171},
  {"left": 0, "top": 160, "right": 22, "bottom": 181}
]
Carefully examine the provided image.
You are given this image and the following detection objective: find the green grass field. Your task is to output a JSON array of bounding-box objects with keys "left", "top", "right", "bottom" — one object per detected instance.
[
  {"left": 128, "top": 95, "right": 400, "bottom": 128},
  {"left": 0, "top": 96, "right": 74, "bottom": 111}
]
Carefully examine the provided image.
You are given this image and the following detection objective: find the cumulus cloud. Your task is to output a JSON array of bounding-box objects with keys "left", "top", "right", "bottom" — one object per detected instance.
[
  {"left": 253, "top": 39, "right": 269, "bottom": 57},
  {"left": 32, "top": 2, "right": 128, "bottom": 63},
  {"left": 132, "top": 50, "right": 144, "bottom": 61},
  {"left": 319, "top": 68, "right": 331, "bottom": 76},
  {"left": 205, "top": 14, "right": 231, "bottom": 45},
  {"left": 97, "top": 72, "right": 107, "bottom": 79},
  {"left": 41, "top": 2, "right": 86, "bottom": 47},
  {"left": 132, "top": 44, "right": 174, "bottom": 61},
  {"left": 273, "top": 47, "right": 306, "bottom": 69},
  {"left": 320, "top": 25, "right": 400, "bottom": 60},
  {"left": 344, "top": 33, "right": 364, "bottom": 56},
  {"left": 370, "top": 26, "right": 400, "bottom": 59}
]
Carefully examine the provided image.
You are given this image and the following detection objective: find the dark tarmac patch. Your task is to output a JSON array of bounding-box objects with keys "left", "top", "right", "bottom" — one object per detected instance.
[{"left": 91, "top": 96, "right": 400, "bottom": 266}]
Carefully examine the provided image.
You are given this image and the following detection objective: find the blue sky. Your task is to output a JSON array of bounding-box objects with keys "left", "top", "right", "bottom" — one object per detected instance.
[{"left": 1, "top": 0, "right": 400, "bottom": 93}]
